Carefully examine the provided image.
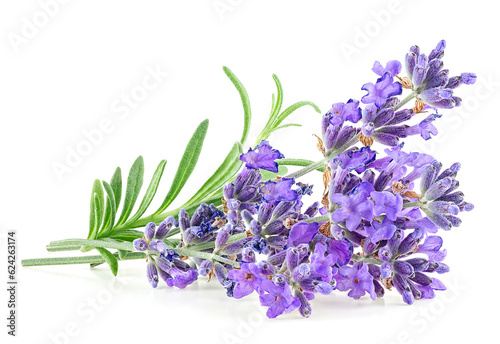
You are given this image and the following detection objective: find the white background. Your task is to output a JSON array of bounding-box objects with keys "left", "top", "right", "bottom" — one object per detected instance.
[{"left": 1, "top": 1, "right": 498, "bottom": 343}]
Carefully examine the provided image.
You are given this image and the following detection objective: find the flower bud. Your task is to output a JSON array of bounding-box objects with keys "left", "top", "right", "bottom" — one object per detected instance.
[
  {"left": 424, "top": 177, "right": 453, "bottom": 201},
  {"left": 241, "top": 247, "right": 256, "bottom": 263},
  {"left": 215, "top": 228, "right": 230, "bottom": 251},
  {"left": 133, "top": 238, "right": 147, "bottom": 251},
  {"left": 222, "top": 237, "right": 252, "bottom": 255},
  {"left": 249, "top": 220, "right": 262, "bottom": 236},
  {"left": 410, "top": 271, "right": 432, "bottom": 286},
  {"left": 378, "top": 246, "right": 391, "bottom": 261},
  {"left": 144, "top": 222, "right": 156, "bottom": 241},
  {"left": 380, "top": 262, "right": 393, "bottom": 279},
  {"left": 155, "top": 216, "right": 175, "bottom": 240},
  {"left": 397, "top": 229, "right": 422, "bottom": 256},
  {"left": 295, "top": 290, "right": 312, "bottom": 318},
  {"left": 179, "top": 209, "right": 190, "bottom": 233},
  {"left": 267, "top": 250, "right": 286, "bottom": 266},
  {"left": 147, "top": 261, "right": 159, "bottom": 288},
  {"left": 197, "top": 260, "right": 213, "bottom": 276},
  {"left": 271, "top": 201, "right": 295, "bottom": 220},
  {"left": 405, "top": 258, "right": 429, "bottom": 272},
  {"left": 227, "top": 199, "right": 241, "bottom": 211},
  {"left": 394, "top": 260, "right": 415, "bottom": 277},
  {"left": 223, "top": 182, "right": 235, "bottom": 199},
  {"left": 285, "top": 247, "right": 300, "bottom": 271},
  {"left": 258, "top": 260, "right": 275, "bottom": 275},
  {"left": 292, "top": 263, "right": 311, "bottom": 282},
  {"left": 315, "top": 281, "right": 334, "bottom": 295},
  {"left": 272, "top": 274, "right": 288, "bottom": 288},
  {"left": 238, "top": 186, "right": 259, "bottom": 202}
]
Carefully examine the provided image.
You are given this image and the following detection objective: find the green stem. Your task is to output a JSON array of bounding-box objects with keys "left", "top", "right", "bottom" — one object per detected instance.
[
  {"left": 403, "top": 201, "right": 422, "bottom": 208},
  {"left": 46, "top": 245, "right": 81, "bottom": 252},
  {"left": 304, "top": 214, "right": 330, "bottom": 223},
  {"left": 285, "top": 133, "right": 361, "bottom": 180},
  {"left": 277, "top": 158, "right": 325, "bottom": 173},
  {"left": 351, "top": 253, "right": 384, "bottom": 265},
  {"left": 172, "top": 248, "right": 239, "bottom": 268},
  {"left": 22, "top": 252, "right": 146, "bottom": 267},
  {"left": 393, "top": 90, "right": 417, "bottom": 111},
  {"left": 49, "top": 239, "right": 134, "bottom": 251},
  {"left": 28, "top": 236, "right": 240, "bottom": 268},
  {"left": 188, "top": 232, "right": 246, "bottom": 251}
]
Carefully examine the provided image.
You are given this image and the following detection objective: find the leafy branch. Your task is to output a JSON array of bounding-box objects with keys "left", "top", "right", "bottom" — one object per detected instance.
[{"left": 22, "top": 66, "right": 325, "bottom": 276}]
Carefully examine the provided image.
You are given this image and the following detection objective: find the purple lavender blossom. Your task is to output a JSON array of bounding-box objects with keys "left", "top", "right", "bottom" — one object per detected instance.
[
  {"left": 331, "top": 182, "right": 375, "bottom": 231},
  {"left": 365, "top": 217, "right": 397, "bottom": 243},
  {"left": 165, "top": 269, "right": 198, "bottom": 289},
  {"left": 372, "top": 60, "right": 402, "bottom": 77},
  {"left": 239, "top": 140, "right": 285, "bottom": 173},
  {"left": 336, "top": 262, "right": 376, "bottom": 300},
  {"left": 228, "top": 263, "right": 266, "bottom": 299},
  {"left": 309, "top": 243, "right": 337, "bottom": 282},
  {"left": 370, "top": 191, "right": 403, "bottom": 221},
  {"left": 415, "top": 236, "right": 447, "bottom": 262},
  {"left": 328, "top": 239, "right": 353, "bottom": 266},
  {"left": 259, "top": 279, "right": 300, "bottom": 318},
  {"left": 333, "top": 146, "right": 377, "bottom": 173},
  {"left": 405, "top": 40, "right": 476, "bottom": 109},
  {"left": 327, "top": 99, "right": 362, "bottom": 123},
  {"left": 261, "top": 177, "right": 299, "bottom": 202},
  {"left": 288, "top": 222, "right": 320, "bottom": 247},
  {"left": 361, "top": 72, "right": 403, "bottom": 108}
]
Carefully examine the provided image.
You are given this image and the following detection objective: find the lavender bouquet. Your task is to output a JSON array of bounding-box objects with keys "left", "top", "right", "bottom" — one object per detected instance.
[{"left": 23, "top": 40, "right": 475, "bottom": 319}]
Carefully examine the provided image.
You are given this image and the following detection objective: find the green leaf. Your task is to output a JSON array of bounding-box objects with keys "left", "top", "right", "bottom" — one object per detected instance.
[
  {"left": 100, "top": 196, "right": 112, "bottom": 235},
  {"left": 270, "top": 74, "right": 284, "bottom": 123},
  {"left": 154, "top": 120, "right": 209, "bottom": 215},
  {"left": 125, "top": 159, "right": 167, "bottom": 225},
  {"left": 223, "top": 66, "right": 252, "bottom": 146},
  {"left": 274, "top": 101, "right": 321, "bottom": 128},
  {"left": 277, "top": 158, "right": 325, "bottom": 173},
  {"left": 254, "top": 74, "right": 285, "bottom": 145},
  {"left": 95, "top": 247, "right": 118, "bottom": 276},
  {"left": 184, "top": 141, "right": 243, "bottom": 208},
  {"left": 118, "top": 250, "right": 128, "bottom": 260},
  {"left": 88, "top": 180, "right": 104, "bottom": 238},
  {"left": 115, "top": 156, "right": 145, "bottom": 226},
  {"left": 110, "top": 167, "right": 122, "bottom": 210},
  {"left": 98, "top": 181, "right": 117, "bottom": 237},
  {"left": 88, "top": 187, "right": 103, "bottom": 240},
  {"left": 270, "top": 123, "right": 302, "bottom": 133},
  {"left": 260, "top": 165, "right": 288, "bottom": 181},
  {"left": 108, "top": 229, "right": 145, "bottom": 241}
]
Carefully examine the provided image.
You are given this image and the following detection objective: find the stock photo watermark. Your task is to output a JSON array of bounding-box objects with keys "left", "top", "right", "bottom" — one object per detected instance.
[
  {"left": 6, "top": 230, "right": 18, "bottom": 337},
  {"left": 212, "top": 0, "right": 245, "bottom": 21},
  {"left": 380, "top": 277, "right": 467, "bottom": 344},
  {"left": 47, "top": 276, "right": 132, "bottom": 344},
  {"left": 411, "top": 73, "right": 499, "bottom": 155},
  {"left": 6, "top": 0, "right": 71, "bottom": 54},
  {"left": 50, "top": 64, "right": 170, "bottom": 182},
  {"left": 339, "top": 0, "right": 412, "bottom": 63},
  {"left": 222, "top": 305, "right": 266, "bottom": 344}
]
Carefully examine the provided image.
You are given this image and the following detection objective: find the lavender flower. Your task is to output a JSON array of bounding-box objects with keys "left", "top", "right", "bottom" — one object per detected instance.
[
  {"left": 259, "top": 279, "right": 300, "bottom": 318},
  {"left": 405, "top": 40, "right": 476, "bottom": 109},
  {"left": 327, "top": 99, "right": 362, "bottom": 123},
  {"left": 260, "top": 178, "right": 299, "bottom": 202},
  {"left": 335, "top": 262, "right": 376, "bottom": 300},
  {"left": 330, "top": 182, "right": 375, "bottom": 231},
  {"left": 227, "top": 263, "right": 266, "bottom": 299},
  {"left": 240, "top": 140, "right": 284, "bottom": 173},
  {"left": 361, "top": 72, "right": 403, "bottom": 108}
]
